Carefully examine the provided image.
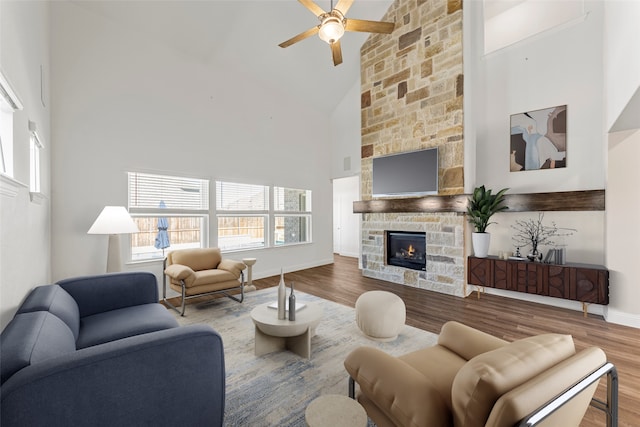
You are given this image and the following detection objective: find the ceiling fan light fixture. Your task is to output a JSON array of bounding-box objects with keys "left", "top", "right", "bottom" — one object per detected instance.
[{"left": 318, "top": 16, "right": 345, "bottom": 44}]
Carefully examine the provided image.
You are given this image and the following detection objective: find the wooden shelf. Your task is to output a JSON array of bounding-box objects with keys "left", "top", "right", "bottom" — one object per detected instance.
[
  {"left": 353, "top": 195, "right": 467, "bottom": 214},
  {"left": 353, "top": 189, "right": 604, "bottom": 214}
]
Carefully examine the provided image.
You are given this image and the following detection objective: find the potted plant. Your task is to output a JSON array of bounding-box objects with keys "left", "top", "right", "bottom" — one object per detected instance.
[{"left": 466, "top": 185, "right": 508, "bottom": 258}]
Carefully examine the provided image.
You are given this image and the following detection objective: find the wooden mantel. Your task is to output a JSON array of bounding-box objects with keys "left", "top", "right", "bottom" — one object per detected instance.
[{"left": 353, "top": 189, "right": 605, "bottom": 214}]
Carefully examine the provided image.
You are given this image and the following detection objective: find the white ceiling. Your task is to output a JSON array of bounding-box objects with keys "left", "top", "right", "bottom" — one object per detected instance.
[{"left": 72, "top": 0, "right": 394, "bottom": 114}]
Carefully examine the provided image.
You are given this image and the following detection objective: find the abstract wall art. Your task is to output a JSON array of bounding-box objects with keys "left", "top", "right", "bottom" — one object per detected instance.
[{"left": 510, "top": 105, "right": 567, "bottom": 172}]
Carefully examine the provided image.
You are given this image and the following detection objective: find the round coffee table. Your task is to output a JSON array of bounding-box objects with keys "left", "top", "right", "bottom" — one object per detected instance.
[
  {"left": 305, "top": 394, "right": 367, "bottom": 427},
  {"left": 250, "top": 302, "right": 322, "bottom": 359}
]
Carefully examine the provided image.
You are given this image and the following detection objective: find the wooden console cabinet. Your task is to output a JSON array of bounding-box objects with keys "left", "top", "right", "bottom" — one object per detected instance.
[{"left": 467, "top": 256, "right": 609, "bottom": 307}]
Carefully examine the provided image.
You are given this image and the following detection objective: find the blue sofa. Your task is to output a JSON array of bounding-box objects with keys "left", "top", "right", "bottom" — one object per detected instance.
[{"left": 1, "top": 272, "right": 225, "bottom": 427}]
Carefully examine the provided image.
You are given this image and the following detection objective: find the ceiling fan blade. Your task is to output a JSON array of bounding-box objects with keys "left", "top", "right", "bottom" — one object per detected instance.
[
  {"left": 331, "top": 40, "right": 343, "bottom": 66},
  {"left": 279, "top": 26, "right": 320, "bottom": 48},
  {"left": 334, "top": 0, "right": 354, "bottom": 15},
  {"left": 298, "top": 0, "right": 326, "bottom": 17},
  {"left": 345, "top": 19, "right": 395, "bottom": 34}
]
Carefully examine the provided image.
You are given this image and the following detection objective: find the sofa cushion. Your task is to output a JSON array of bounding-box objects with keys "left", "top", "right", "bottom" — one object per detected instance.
[
  {"left": 217, "top": 259, "right": 245, "bottom": 278},
  {"left": 191, "top": 269, "right": 238, "bottom": 287},
  {"left": 399, "top": 344, "right": 467, "bottom": 411},
  {"left": 76, "top": 304, "right": 178, "bottom": 349},
  {"left": 345, "top": 346, "right": 450, "bottom": 427},
  {"left": 16, "top": 285, "right": 80, "bottom": 340},
  {"left": 169, "top": 248, "right": 221, "bottom": 271},
  {"left": 487, "top": 347, "right": 607, "bottom": 427},
  {"left": 438, "top": 321, "right": 507, "bottom": 361},
  {"left": 451, "top": 333, "right": 575, "bottom": 427},
  {"left": 180, "top": 280, "right": 243, "bottom": 296},
  {"left": 1, "top": 312, "right": 76, "bottom": 384},
  {"left": 57, "top": 272, "right": 159, "bottom": 318},
  {"left": 165, "top": 263, "right": 195, "bottom": 281}
]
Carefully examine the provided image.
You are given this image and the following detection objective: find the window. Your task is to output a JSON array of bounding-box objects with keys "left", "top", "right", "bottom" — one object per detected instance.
[
  {"left": 0, "top": 71, "right": 23, "bottom": 177},
  {"left": 273, "top": 186, "right": 311, "bottom": 246},
  {"left": 29, "top": 121, "right": 43, "bottom": 193},
  {"left": 216, "top": 181, "right": 268, "bottom": 251},
  {"left": 215, "top": 181, "right": 312, "bottom": 251},
  {"left": 128, "top": 172, "right": 209, "bottom": 261}
]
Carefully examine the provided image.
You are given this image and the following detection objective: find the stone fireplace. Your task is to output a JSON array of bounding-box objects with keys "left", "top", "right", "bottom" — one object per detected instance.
[
  {"left": 359, "top": 0, "right": 468, "bottom": 298},
  {"left": 361, "top": 213, "right": 466, "bottom": 297}
]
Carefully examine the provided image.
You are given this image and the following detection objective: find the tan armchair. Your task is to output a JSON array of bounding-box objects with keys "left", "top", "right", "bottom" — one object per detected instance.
[
  {"left": 163, "top": 248, "right": 246, "bottom": 316},
  {"left": 344, "top": 321, "right": 618, "bottom": 427}
]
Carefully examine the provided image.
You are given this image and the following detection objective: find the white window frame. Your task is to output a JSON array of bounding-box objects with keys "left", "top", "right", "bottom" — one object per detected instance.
[
  {"left": 215, "top": 181, "right": 269, "bottom": 252},
  {"left": 29, "top": 121, "right": 43, "bottom": 194},
  {"left": 215, "top": 180, "right": 312, "bottom": 252},
  {"left": 0, "top": 69, "right": 23, "bottom": 179},
  {"left": 273, "top": 186, "right": 312, "bottom": 247},
  {"left": 128, "top": 172, "right": 209, "bottom": 262}
]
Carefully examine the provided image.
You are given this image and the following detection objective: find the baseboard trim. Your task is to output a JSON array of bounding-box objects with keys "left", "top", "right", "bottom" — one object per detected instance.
[
  {"left": 253, "top": 258, "right": 335, "bottom": 282},
  {"left": 604, "top": 307, "right": 640, "bottom": 328},
  {"left": 337, "top": 251, "right": 359, "bottom": 258}
]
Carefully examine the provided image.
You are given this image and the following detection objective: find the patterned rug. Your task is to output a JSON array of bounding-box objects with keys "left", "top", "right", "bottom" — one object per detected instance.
[{"left": 173, "top": 288, "right": 438, "bottom": 426}]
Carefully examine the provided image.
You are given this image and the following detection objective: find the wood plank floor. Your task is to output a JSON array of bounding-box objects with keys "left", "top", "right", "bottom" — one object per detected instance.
[{"left": 252, "top": 255, "right": 640, "bottom": 427}]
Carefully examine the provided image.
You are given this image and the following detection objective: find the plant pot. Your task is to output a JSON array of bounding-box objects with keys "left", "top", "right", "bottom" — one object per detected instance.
[{"left": 472, "top": 232, "right": 491, "bottom": 258}]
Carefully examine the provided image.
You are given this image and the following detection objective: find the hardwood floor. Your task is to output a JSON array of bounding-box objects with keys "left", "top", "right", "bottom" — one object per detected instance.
[{"left": 253, "top": 255, "right": 639, "bottom": 427}]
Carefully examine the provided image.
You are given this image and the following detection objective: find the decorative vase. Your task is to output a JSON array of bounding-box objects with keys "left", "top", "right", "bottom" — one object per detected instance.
[
  {"left": 472, "top": 232, "right": 491, "bottom": 258},
  {"left": 277, "top": 269, "right": 286, "bottom": 320},
  {"left": 288, "top": 282, "right": 296, "bottom": 321}
]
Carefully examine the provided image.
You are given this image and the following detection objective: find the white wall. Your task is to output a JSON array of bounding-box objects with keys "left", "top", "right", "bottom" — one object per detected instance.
[
  {"left": 469, "top": 0, "right": 618, "bottom": 317},
  {"left": 49, "top": 2, "right": 334, "bottom": 289},
  {"left": 332, "top": 176, "right": 360, "bottom": 258},
  {"left": 476, "top": 1, "right": 605, "bottom": 193},
  {"left": 604, "top": 0, "right": 640, "bottom": 132},
  {"left": 602, "top": 0, "right": 640, "bottom": 328},
  {"left": 606, "top": 130, "right": 640, "bottom": 326},
  {"left": 0, "top": 1, "right": 51, "bottom": 328},
  {"left": 330, "top": 81, "right": 362, "bottom": 260},
  {"left": 330, "top": 80, "right": 362, "bottom": 179}
]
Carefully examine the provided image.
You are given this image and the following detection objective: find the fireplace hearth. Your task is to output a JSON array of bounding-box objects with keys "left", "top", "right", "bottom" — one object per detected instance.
[{"left": 386, "top": 231, "right": 426, "bottom": 271}]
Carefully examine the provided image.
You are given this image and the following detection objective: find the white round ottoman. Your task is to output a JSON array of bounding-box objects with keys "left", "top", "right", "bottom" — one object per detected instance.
[{"left": 355, "top": 291, "right": 406, "bottom": 341}]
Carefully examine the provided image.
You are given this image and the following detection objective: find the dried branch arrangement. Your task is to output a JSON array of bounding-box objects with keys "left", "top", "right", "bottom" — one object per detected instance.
[{"left": 511, "top": 213, "right": 577, "bottom": 257}]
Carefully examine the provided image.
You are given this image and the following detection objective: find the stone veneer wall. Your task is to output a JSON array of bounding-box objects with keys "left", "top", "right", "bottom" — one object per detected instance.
[{"left": 359, "top": 0, "right": 469, "bottom": 297}]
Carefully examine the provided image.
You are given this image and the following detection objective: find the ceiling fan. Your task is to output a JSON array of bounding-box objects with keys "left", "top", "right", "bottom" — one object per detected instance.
[{"left": 279, "top": 0, "right": 395, "bottom": 66}]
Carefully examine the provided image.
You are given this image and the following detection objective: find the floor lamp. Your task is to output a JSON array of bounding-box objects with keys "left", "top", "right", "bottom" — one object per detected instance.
[{"left": 88, "top": 206, "right": 139, "bottom": 273}]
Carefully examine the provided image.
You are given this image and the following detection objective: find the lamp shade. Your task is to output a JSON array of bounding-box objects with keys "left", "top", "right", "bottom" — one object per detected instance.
[
  {"left": 87, "top": 206, "right": 139, "bottom": 235},
  {"left": 318, "top": 17, "right": 345, "bottom": 44}
]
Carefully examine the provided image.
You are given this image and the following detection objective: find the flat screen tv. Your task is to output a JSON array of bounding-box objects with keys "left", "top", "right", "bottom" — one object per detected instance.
[{"left": 372, "top": 147, "right": 438, "bottom": 197}]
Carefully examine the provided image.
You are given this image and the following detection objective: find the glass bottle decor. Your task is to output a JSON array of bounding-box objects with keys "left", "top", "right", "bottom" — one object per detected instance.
[
  {"left": 288, "top": 282, "right": 296, "bottom": 321},
  {"left": 277, "top": 268, "right": 286, "bottom": 320}
]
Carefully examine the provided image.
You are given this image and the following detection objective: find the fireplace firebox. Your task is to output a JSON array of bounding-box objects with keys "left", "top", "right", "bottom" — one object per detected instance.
[{"left": 386, "top": 231, "right": 426, "bottom": 271}]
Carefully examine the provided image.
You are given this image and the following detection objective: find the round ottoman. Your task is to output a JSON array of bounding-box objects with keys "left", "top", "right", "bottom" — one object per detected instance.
[
  {"left": 355, "top": 291, "right": 406, "bottom": 341},
  {"left": 305, "top": 394, "right": 367, "bottom": 427}
]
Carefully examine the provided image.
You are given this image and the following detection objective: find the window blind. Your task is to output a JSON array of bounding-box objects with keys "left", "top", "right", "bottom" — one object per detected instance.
[
  {"left": 128, "top": 172, "right": 209, "bottom": 212},
  {"left": 216, "top": 181, "right": 268, "bottom": 211}
]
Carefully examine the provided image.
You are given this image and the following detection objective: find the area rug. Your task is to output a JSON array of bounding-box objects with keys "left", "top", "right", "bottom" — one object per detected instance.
[{"left": 172, "top": 288, "right": 438, "bottom": 426}]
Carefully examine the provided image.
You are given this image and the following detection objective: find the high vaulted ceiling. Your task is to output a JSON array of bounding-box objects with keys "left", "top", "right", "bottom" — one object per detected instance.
[{"left": 72, "top": 0, "right": 394, "bottom": 114}]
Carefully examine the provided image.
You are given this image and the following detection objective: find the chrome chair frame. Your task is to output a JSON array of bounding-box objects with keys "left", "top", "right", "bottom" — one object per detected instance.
[
  {"left": 162, "top": 257, "right": 245, "bottom": 316},
  {"left": 517, "top": 362, "right": 618, "bottom": 427},
  {"left": 348, "top": 362, "right": 618, "bottom": 427}
]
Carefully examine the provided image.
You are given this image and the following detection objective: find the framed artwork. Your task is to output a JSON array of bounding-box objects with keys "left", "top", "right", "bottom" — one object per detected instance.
[{"left": 510, "top": 105, "right": 567, "bottom": 172}]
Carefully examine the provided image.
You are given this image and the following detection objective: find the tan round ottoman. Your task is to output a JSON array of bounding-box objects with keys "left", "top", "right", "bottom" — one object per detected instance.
[
  {"left": 355, "top": 291, "right": 406, "bottom": 341},
  {"left": 305, "top": 394, "right": 367, "bottom": 427}
]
